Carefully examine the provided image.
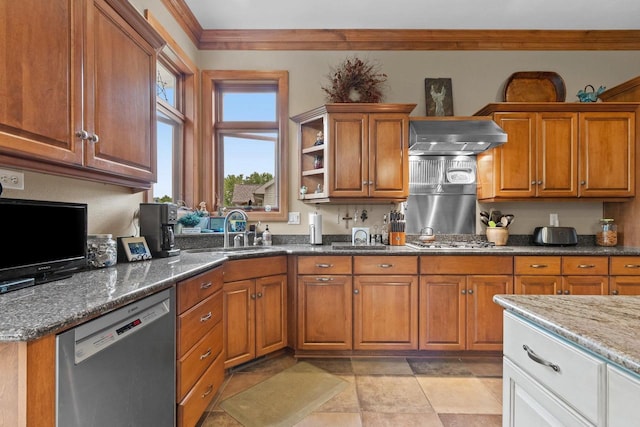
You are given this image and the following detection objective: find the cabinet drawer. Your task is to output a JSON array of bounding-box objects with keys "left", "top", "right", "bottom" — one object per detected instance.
[
  {"left": 177, "top": 266, "right": 223, "bottom": 314},
  {"left": 177, "top": 321, "right": 223, "bottom": 401},
  {"left": 562, "top": 256, "right": 608, "bottom": 275},
  {"left": 610, "top": 257, "right": 640, "bottom": 275},
  {"left": 354, "top": 256, "right": 417, "bottom": 275},
  {"left": 177, "top": 290, "right": 222, "bottom": 357},
  {"left": 177, "top": 351, "right": 224, "bottom": 427},
  {"left": 421, "top": 256, "right": 513, "bottom": 275},
  {"left": 504, "top": 312, "right": 605, "bottom": 425},
  {"left": 515, "top": 256, "right": 561, "bottom": 275},
  {"left": 224, "top": 256, "right": 287, "bottom": 282},
  {"left": 298, "top": 256, "right": 352, "bottom": 274}
]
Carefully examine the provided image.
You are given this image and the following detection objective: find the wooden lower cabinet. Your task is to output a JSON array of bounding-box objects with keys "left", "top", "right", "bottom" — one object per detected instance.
[
  {"left": 297, "top": 273, "right": 353, "bottom": 350},
  {"left": 610, "top": 257, "right": 640, "bottom": 295},
  {"left": 420, "top": 256, "right": 513, "bottom": 351},
  {"left": 515, "top": 256, "right": 609, "bottom": 295},
  {"left": 176, "top": 266, "right": 224, "bottom": 427},
  {"left": 223, "top": 256, "right": 287, "bottom": 369},
  {"left": 353, "top": 274, "right": 419, "bottom": 350}
]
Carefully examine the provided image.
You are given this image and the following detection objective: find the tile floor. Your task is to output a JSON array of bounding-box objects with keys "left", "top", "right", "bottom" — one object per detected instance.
[{"left": 198, "top": 354, "right": 503, "bottom": 427}]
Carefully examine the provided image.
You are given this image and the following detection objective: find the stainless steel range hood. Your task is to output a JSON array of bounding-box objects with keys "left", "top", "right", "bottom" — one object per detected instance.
[{"left": 409, "top": 117, "right": 507, "bottom": 155}]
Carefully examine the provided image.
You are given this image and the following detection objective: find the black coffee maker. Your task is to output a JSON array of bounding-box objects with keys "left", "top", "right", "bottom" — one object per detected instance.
[{"left": 139, "top": 203, "right": 180, "bottom": 257}]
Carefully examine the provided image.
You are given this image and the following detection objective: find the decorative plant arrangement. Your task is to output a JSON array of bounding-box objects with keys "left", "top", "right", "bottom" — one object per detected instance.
[{"left": 322, "top": 57, "right": 387, "bottom": 103}]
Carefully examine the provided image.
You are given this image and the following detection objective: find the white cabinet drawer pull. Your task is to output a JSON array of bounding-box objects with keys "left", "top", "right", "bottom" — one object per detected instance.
[
  {"left": 315, "top": 277, "right": 334, "bottom": 282},
  {"left": 577, "top": 264, "right": 595, "bottom": 269},
  {"left": 200, "top": 312, "right": 212, "bottom": 322},
  {"left": 523, "top": 344, "right": 560, "bottom": 372},
  {"left": 530, "top": 264, "right": 548, "bottom": 268},
  {"left": 316, "top": 263, "right": 333, "bottom": 268},
  {"left": 377, "top": 264, "right": 393, "bottom": 268}
]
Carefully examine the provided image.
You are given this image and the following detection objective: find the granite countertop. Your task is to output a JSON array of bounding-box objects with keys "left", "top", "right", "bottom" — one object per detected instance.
[
  {"left": 3, "top": 242, "right": 640, "bottom": 343},
  {"left": 494, "top": 294, "right": 640, "bottom": 375}
]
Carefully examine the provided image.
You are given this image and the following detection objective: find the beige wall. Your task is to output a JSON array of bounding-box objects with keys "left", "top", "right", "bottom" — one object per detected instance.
[{"left": 9, "top": 0, "right": 640, "bottom": 238}]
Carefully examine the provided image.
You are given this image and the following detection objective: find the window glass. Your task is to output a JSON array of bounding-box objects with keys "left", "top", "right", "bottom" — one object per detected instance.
[
  {"left": 222, "top": 92, "right": 276, "bottom": 121},
  {"left": 156, "top": 62, "right": 177, "bottom": 107},
  {"left": 155, "top": 113, "right": 179, "bottom": 202},
  {"left": 221, "top": 132, "right": 277, "bottom": 208}
]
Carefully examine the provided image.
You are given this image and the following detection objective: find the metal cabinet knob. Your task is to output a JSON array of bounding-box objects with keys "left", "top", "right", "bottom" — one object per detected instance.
[
  {"left": 89, "top": 133, "right": 99, "bottom": 143},
  {"left": 537, "top": 181, "right": 542, "bottom": 185},
  {"left": 76, "top": 130, "right": 90, "bottom": 140},
  {"left": 467, "top": 289, "right": 474, "bottom": 295},
  {"left": 580, "top": 180, "right": 586, "bottom": 185},
  {"left": 612, "top": 290, "right": 619, "bottom": 295},
  {"left": 354, "top": 289, "right": 360, "bottom": 294},
  {"left": 564, "top": 290, "right": 570, "bottom": 295},
  {"left": 556, "top": 290, "right": 563, "bottom": 295}
]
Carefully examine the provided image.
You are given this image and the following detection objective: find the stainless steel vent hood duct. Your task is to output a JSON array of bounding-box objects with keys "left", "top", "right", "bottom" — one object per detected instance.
[{"left": 409, "top": 117, "right": 507, "bottom": 155}]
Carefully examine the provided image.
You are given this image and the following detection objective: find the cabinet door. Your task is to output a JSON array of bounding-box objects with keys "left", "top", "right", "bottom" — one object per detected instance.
[
  {"left": 368, "top": 113, "right": 409, "bottom": 198},
  {"left": 562, "top": 276, "right": 608, "bottom": 295},
  {"left": 467, "top": 275, "right": 513, "bottom": 351},
  {"left": 255, "top": 274, "right": 287, "bottom": 357},
  {"left": 419, "top": 275, "right": 466, "bottom": 351},
  {"left": 492, "top": 112, "right": 537, "bottom": 197},
  {"left": 607, "top": 365, "right": 640, "bottom": 427},
  {"left": 297, "top": 275, "right": 353, "bottom": 350},
  {"left": 537, "top": 113, "right": 578, "bottom": 197},
  {"left": 515, "top": 276, "right": 561, "bottom": 295},
  {"left": 83, "top": 0, "right": 157, "bottom": 182},
  {"left": 0, "top": 0, "right": 83, "bottom": 165},
  {"left": 353, "top": 275, "right": 418, "bottom": 350},
  {"left": 223, "top": 280, "right": 255, "bottom": 368},
  {"left": 579, "top": 112, "right": 635, "bottom": 197},
  {"left": 610, "top": 276, "right": 640, "bottom": 295},
  {"left": 328, "top": 113, "right": 368, "bottom": 197}
]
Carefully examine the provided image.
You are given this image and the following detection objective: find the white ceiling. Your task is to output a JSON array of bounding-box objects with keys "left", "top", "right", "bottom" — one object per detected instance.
[{"left": 184, "top": 0, "right": 640, "bottom": 30}]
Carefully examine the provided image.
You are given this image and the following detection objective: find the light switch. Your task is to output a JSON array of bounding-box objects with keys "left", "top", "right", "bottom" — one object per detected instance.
[{"left": 288, "top": 212, "right": 301, "bottom": 225}]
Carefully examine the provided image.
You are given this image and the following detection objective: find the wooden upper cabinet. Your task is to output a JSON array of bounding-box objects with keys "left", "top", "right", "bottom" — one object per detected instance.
[
  {"left": 0, "top": 0, "right": 83, "bottom": 165},
  {"left": 476, "top": 103, "right": 637, "bottom": 201},
  {"left": 0, "top": 0, "right": 164, "bottom": 189},
  {"left": 292, "top": 103, "right": 415, "bottom": 203}
]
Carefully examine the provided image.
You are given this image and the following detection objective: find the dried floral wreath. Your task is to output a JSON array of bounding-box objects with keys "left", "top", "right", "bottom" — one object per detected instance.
[{"left": 322, "top": 57, "right": 387, "bottom": 103}]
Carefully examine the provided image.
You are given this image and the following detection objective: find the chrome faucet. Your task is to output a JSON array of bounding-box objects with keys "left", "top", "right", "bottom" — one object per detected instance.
[{"left": 223, "top": 209, "right": 249, "bottom": 248}]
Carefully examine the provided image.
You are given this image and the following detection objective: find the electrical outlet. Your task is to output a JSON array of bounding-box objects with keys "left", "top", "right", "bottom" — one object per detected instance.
[
  {"left": 288, "top": 212, "right": 301, "bottom": 225},
  {"left": 0, "top": 168, "right": 24, "bottom": 190}
]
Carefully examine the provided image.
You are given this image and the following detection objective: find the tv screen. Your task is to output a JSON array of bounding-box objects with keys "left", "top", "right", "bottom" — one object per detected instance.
[{"left": 0, "top": 198, "right": 87, "bottom": 292}]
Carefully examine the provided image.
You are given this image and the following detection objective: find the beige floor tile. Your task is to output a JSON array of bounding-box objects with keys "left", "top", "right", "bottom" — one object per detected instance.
[
  {"left": 299, "top": 357, "right": 354, "bottom": 375},
  {"left": 232, "top": 353, "right": 298, "bottom": 374},
  {"left": 408, "top": 358, "right": 472, "bottom": 376},
  {"left": 294, "top": 412, "right": 363, "bottom": 427},
  {"left": 362, "top": 412, "right": 444, "bottom": 427},
  {"left": 357, "top": 375, "right": 435, "bottom": 414},
  {"left": 480, "top": 378, "right": 503, "bottom": 404},
  {"left": 416, "top": 377, "right": 502, "bottom": 414},
  {"left": 439, "top": 414, "right": 502, "bottom": 427},
  {"left": 316, "top": 375, "right": 360, "bottom": 413},
  {"left": 352, "top": 357, "right": 414, "bottom": 375},
  {"left": 199, "top": 411, "right": 243, "bottom": 426},
  {"left": 462, "top": 357, "right": 503, "bottom": 377}
]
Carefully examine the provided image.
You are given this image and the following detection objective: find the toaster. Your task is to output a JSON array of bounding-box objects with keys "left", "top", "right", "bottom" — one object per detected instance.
[{"left": 532, "top": 226, "right": 578, "bottom": 246}]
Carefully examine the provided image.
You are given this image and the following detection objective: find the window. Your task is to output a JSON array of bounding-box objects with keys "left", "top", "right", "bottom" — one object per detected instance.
[{"left": 202, "top": 71, "right": 289, "bottom": 221}]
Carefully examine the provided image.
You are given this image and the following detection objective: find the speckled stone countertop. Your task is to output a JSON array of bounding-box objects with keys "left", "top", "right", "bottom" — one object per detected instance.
[
  {"left": 3, "top": 242, "right": 640, "bottom": 343},
  {"left": 494, "top": 295, "right": 640, "bottom": 375}
]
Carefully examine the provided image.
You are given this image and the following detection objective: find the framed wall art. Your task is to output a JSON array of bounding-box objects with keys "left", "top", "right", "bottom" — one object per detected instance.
[{"left": 425, "top": 78, "right": 453, "bottom": 116}]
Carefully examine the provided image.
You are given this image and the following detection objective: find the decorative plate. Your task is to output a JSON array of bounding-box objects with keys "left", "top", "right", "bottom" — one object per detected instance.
[{"left": 503, "top": 72, "right": 566, "bottom": 102}]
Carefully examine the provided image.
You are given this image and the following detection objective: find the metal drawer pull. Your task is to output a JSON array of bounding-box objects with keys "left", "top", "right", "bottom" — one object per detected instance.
[
  {"left": 577, "top": 264, "right": 595, "bottom": 269},
  {"left": 200, "top": 348, "right": 212, "bottom": 360},
  {"left": 200, "top": 281, "right": 213, "bottom": 289},
  {"left": 523, "top": 344, "right": 560, "bottom": 372},
  {"left": 530, "top": 264, "right": 548, "bottom": 268},
  {"left": 316, "top": 263, "right": 333, "bottom": 268},
  {"left": 378, "top": 264, "right": 393, "bottom": 268},
  {"left": 202, "top": 385, "right": 214, "bottom": 398},
  {"left": 200, "top": 312, "right": 212, "bottom": 322},
  {"left": 315, "top": 277, "right": 334, "bottom": 282},
  {"left": 624, "top": 264, "right": 640, "bottom": 269}
]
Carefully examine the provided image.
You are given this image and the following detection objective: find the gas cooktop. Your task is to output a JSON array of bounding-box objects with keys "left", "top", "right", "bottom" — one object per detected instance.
[{"left": 405, "top": 240, "right": 512, "bottom": 250}]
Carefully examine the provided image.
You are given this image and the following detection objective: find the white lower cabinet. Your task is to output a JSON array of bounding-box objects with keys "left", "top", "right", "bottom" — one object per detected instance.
[
  {"left": 503, "top": 311, "right": 640, "bottom": 427},
  {"left": 503, "top": 358, "right": 594, "bottom": 427},
  {"left": 607, "top": 365, "right": 640, "bottom": 427}
]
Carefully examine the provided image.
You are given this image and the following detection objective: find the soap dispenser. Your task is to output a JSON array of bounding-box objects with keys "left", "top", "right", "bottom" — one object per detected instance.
[{"left": 263, "top": 225, "right": 272, "bottom": 246}]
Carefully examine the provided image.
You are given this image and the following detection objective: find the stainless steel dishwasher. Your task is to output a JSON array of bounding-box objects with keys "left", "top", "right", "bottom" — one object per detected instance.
[{"left": 56, "top": 288, "right": 176, "bottom": 427}]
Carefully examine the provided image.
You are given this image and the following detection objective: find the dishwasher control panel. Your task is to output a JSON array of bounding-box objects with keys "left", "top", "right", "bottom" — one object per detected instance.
[{"left": 74, "top": 296, "right": 171, "bottom": 364}]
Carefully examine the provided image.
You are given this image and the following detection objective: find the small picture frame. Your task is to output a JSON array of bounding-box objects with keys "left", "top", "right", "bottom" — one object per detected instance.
[
  {"left": 425, "top": 78, "right": 454, "bottom": 116},
  {"left": 120, "top": 236, "right": 152, "bottom": 262}
]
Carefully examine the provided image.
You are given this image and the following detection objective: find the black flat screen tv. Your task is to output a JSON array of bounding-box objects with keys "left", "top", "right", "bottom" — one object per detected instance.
[{"left": 0, "top": 198, "right": 87, "bottom": 293}]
